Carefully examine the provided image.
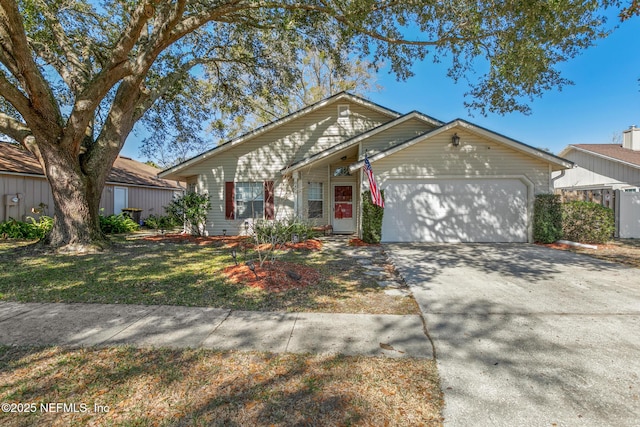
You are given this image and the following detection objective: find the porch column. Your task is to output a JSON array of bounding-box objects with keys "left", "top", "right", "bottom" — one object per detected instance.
[{"left": 293, "top": 171, "right": 300, "bottom": 217}]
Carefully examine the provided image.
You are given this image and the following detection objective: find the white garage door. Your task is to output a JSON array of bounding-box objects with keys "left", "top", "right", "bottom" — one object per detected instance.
[{"left": 381, "top": 179, "right": 528, "bottom": 243}]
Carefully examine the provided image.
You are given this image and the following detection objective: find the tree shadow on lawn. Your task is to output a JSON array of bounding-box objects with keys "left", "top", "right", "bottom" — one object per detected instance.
[
  {"left": 0, "top": 346, "right": 443, "bottom": 427},
  {"left": 0, "top": 242, "right": 360, "bottom": 312}
]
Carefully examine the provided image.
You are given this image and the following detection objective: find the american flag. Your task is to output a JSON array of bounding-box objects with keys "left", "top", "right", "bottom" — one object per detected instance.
[{"left": 364, "top": 156, "right": 384, "bottom": 208}]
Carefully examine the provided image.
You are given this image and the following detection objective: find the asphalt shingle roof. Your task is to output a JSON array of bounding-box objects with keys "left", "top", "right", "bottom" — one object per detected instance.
[{"left": 0, "top": 143, "right": 181, "bottom": 189}]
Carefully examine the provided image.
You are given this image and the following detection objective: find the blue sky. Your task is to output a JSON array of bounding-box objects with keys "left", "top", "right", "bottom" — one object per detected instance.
[
  {"left": 369, "top": 14, "right": 640, "bottom": 155},
  {"left": 121, "top": 12, "right": 640, "bottom": 160}
]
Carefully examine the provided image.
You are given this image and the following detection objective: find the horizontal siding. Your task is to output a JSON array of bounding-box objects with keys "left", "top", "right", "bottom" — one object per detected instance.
[
  {"left": 0, "top": 175, "right": 54, "bottom": 222},
  {"left": 554, "top": 151, "right": 640, "bottom": 189},
  {"left": 361, "top": 118, "right": 434, "bottom": 155},
  {"left": 369, "top": 129, "right": 551, "bottom": 195},
  {"left": 1, "top": 173, "right": 177, "bottom": 222},
  {"left": 189, "top": 101, "right": 392, "bottom": 235}
]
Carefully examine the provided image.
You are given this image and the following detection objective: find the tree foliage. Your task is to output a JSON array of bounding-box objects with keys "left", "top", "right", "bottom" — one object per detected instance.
[{"left": 0, "top": 0, "right": 621, "bottom": 251}]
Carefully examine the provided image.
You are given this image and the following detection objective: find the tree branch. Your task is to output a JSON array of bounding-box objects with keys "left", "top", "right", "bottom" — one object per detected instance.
[
  {"left": 0, "top": 0, "right": 63, "bottom": 131},
  {"left": 0, "top": 112, "right": 31, "bottom": 144}
]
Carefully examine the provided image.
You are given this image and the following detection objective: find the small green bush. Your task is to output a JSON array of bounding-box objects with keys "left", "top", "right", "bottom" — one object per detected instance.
[
  {"left": 165, "top": 192, "right": 211, "bottom": 236},
  {"left": 562, "top": 201, "right": 614, "bottom": 244},
  {"left": 253, "top": 218, "right": 317, "bottom": 243},
  {"left": 100, "top": 214, "right": 140, "bottom": 234},
  {"left": 144, "top": 214, "right": 180, "bottom": 230},
  {"left": 0, "top": 216, "right": 53, "bottom": 239},
  {"left": 533, "top": 194, "right": 563, "bottom": 243},
  {"left": 361, "top": 190, "right": 384, "bottom": 244}
]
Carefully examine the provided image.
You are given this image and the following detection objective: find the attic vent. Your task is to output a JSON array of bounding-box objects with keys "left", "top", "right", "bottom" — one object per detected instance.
[{"left": 338, "top": 105, "right": 350, "bottom": 120}]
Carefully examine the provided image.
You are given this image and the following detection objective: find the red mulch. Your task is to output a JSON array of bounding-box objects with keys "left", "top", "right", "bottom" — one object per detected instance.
[
  {"left": 348, "top": 238, "right": 380, "bottom": 247},
  {"left": 223, "top": 260, "right": 321, "bottom": 292},
  {"left": 142, "top": 233, "right": 322, "bottom": 251}
]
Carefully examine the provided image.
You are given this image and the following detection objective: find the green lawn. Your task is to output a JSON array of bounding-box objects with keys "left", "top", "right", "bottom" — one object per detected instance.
[{"left": 0, "top": 237, "right": 417, "bottom": 314}]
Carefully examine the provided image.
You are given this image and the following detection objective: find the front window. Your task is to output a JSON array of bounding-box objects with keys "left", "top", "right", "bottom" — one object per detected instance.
[
  {"left": 308, "top": 182, "right": 323, "bottom": 219},
  {"left": 236, "top": 182, "right": 263, "bottom": 219}
]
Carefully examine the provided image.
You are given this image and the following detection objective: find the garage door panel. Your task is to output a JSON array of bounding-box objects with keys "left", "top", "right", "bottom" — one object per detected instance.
[{"left": 381, "top": 179, "right": 527, "bottom": 243}]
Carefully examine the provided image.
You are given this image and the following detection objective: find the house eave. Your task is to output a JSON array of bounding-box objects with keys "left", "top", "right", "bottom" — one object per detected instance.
[
  {"left": 349, "top": 119, "right": 574, "bottom": 172},
  {"left": 281, "top": 111, "right": 443, "bottom": 175},
  {"left": 562, "top": 145, "right": 640, "bottom": 171},
  {"left": 159, "top": 92, "right": 402, "bottom": 180}
]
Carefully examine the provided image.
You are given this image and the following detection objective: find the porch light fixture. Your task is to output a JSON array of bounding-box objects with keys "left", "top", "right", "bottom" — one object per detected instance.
[
  {"left": 222, "top": 229, "right": 227, "bottom": 236},
  {"left": 451, "top": 133, "right": 460, "bottom": 147},
  {"left": 231, "top": 248, "right": 237, "bottom": 265}
]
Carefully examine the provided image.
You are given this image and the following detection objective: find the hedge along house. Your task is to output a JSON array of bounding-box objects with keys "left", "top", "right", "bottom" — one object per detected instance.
[
  {"left": 159, "top": 92, "right": 573, "bottom": 242},
  {"left": 0, "top": 142, "right": 184, "bottom": 223}
]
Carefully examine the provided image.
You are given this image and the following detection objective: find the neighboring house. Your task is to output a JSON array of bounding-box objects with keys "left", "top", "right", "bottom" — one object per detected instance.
[
  {"left": 160, "top": 92, "right": 572, "bottom": 243},
  {"left": 553, "top": 126, "right": 640, "bottom": 238},
  {"left": 553, "top": 126, "right": 640, "bottom": 192},
  {"left": 0, "top": 143, "right": 184, "bottom": 222}
]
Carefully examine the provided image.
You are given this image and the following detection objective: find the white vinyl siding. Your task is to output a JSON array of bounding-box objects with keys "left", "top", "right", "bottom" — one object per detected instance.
[
  {"left": 360, "top": 117, "right": 434, "bottom": 156},
  {"left": 179, "top": 100, "right": 393, "bottom": 235},
  {"left": 553, "top": 150, "right": 640, "bottom": 190},
  {"left": 369, "top": 130, "right": 551, "bottom": 194}
]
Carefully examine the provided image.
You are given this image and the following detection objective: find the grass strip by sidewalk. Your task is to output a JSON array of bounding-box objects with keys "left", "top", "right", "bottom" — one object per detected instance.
[
  {"left": 0, "top": 345, "right": 443, "bottom": 426},
  {"left": 0, "top": 239, "right": 417, "bottom": 314}
]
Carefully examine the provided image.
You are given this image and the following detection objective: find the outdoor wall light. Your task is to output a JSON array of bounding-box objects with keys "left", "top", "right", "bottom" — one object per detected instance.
[
  {"left": 451, "top": 133, "right": 460, "bottom": 147},
  {"left": 222, "top": 229, "right": 226, "bottom": 236}
]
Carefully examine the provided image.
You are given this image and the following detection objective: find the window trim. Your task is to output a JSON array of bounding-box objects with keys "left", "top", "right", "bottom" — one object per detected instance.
[{"left": 307, "top": 182, "right": 324, "bottom": 219}]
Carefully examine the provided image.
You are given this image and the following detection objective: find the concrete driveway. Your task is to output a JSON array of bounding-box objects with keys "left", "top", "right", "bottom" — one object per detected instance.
[{"left": 386, "top": 243, "right": 640, "bottom": 427}]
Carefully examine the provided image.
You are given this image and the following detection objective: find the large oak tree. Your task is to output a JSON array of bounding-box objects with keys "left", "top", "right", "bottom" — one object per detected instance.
[{"left": 0, "top": 0, "right": 619, "bottom": 251}]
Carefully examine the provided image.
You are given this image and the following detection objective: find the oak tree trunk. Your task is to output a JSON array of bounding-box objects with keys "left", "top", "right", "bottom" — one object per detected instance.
[{"left": 37, "top": 143, "right": 110, "bottom": 252}]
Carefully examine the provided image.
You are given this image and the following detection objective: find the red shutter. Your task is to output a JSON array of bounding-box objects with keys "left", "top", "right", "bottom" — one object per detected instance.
[
  {"left": 264, "top": 181, "right": 274, "bottom": 220},
  {"left": 225, "top": 182, "right": 235, "bottom": 219}
]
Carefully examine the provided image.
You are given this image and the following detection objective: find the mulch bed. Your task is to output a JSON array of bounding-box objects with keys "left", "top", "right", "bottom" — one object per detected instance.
[
  {"left": 348, "top": 238, "right": 380, "bottom": 246},
  {"left": 223, "top": 260, "right": 321, "bottom": 292}
]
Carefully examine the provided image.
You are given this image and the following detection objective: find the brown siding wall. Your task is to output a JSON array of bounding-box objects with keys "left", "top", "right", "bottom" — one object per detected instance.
[{"left": 1, "top": 173, "right": 178, "bottom": 222}]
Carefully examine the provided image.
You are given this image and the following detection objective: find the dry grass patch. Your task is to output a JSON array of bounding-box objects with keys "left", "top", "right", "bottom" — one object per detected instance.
[
  {"left": 539, "top": 238, "right": 640, "bottom": 269},
  {"left": 0, "top": 346, "right": 443, "bottom": 426}
]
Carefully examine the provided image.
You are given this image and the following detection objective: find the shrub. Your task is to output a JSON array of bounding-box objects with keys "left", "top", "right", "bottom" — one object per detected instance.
[
  {"left": 0, "top": 216, "right": 53, "bottom": 239},
  {"left": 533, "top": 194, "right": 563, "bottom": 243},
  {"left": 361, "top": 190, "right": 384, "bottom": 244},
  {"left": 253, "top": 218, "right": 317, "bottom": 243},
  {"left": 144, "top": 214, "right": 180, "bottom": 230},
  {"left": 165, "top": 192, "right": 211, "bottom": 236},
  {"left": 100, "top": 214, "right": 140, "bottom": 234},
  {"left": 562, "top": 201, "right": 614, "bottom": 244}
]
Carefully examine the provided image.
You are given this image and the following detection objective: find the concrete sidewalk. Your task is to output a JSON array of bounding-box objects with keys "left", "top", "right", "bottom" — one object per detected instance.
[{"left": 0, "top": 302, "right": 432, "bottom": 358}]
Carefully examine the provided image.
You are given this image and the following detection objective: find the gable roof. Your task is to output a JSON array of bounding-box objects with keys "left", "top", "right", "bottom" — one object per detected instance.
[
  {"left": 560, "top": 144, "right": 640, "bottom": 170},
  {"left": 0, "top": 143, "right": 182, "bottom": 189},
  {"left": 349, "top": 119, "right": 574, "bottom": 172},
  {"left": 281, "top": 110, "right": 443, "bottom": 175},
  {"left": 159, "top": 92, "right": 401, "bottom": 180}
]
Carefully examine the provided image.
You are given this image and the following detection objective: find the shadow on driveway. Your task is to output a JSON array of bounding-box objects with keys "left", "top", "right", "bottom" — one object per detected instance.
[{"left": 386, "top": 243, "right": 640, "bottom": 427}]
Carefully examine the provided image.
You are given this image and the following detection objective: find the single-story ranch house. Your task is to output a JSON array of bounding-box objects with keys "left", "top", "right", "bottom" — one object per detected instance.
[
  {"left": 160, "top": 92, "right": 573, "bottom": 242},
  {"left": 1, "top": 142, "right": 184, "bottom": 223}
]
